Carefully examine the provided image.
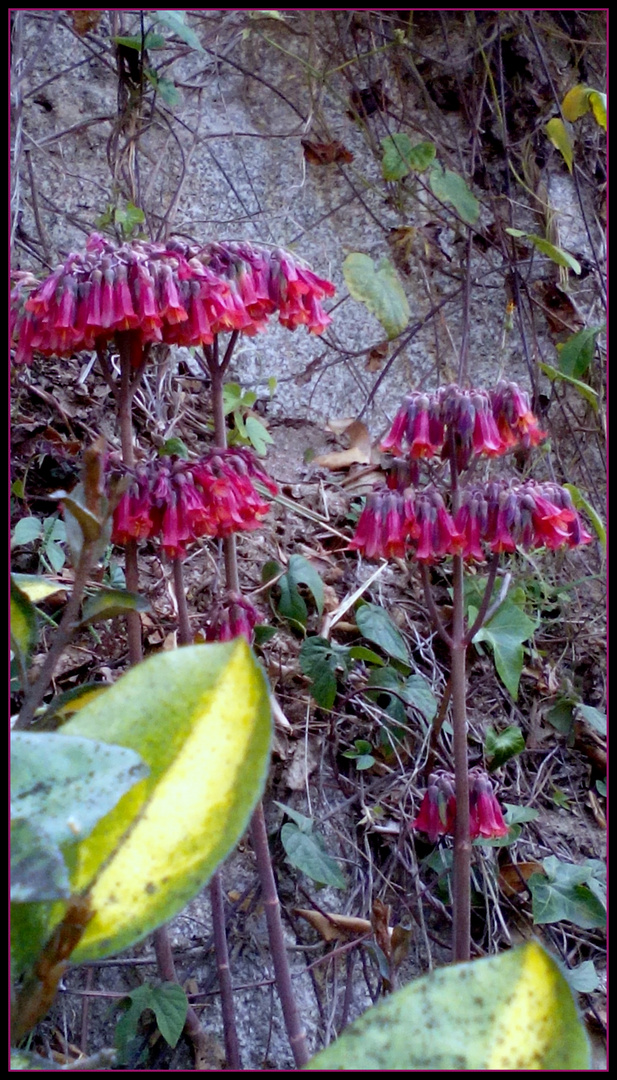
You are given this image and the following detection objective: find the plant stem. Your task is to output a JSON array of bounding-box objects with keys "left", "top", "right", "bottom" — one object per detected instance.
[
  {"left": 116, "top": 332, "right": 142, "bottom": 666},
  {"left": 250, "top": 804, "right": 309, "bottom": 1067},
  {"left": 450, "top": 553, "right": 471, "bottom": 962},
  {"left": 173, "top": 557, "right": 193, "bottom": 646},
  {"left": 210, "top": 872, "right": 243, "bottom": 1069},
  {"left": 448, "top": 430, "right": 470, "bottom": 962},
  {"left": 207, "top": 331, "right": 308, "bottom": 1065}
]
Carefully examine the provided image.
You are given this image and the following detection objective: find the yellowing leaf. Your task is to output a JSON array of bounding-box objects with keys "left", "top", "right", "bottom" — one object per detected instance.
[
  {"left": 588, "top": 91, "right": 607, "bottom": 130},
  {"left": 546, "top": 118, "right": 573, "bottom": 172},
  {"left": 561, "top": 85, "right": 592, "bottom": 122},
  {"left": 308, "top": 942, "right": 590, "bottom": 1070},
  {"left": 10, "top": 577, "right": 37, "bottom": 667},
  {"left": 58, "top": 640, "right": 271, "bottom": 960},
  {"left": 11, "top": 574, "right": 67, "bottom": 604}
]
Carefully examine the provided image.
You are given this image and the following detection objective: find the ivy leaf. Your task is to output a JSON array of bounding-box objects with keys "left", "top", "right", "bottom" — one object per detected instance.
[
  {"left": 574, "top": 704, "right": 606, "bottom": 736},
  {"left": 503, "top": 804, "right": 539, "bottom": 826},
  {"left": 484, "top": 725, "right": 526, "bottom": 771},
  {"left": 356, "top": 603, "right": 410, "bottom": 663},
  {"left": 343, "top": 254, "right": 410, "bottom": 339},
  {"left": 381, "top": 134, "right": 436, "bottom": 180},
  {"left": 299, "top": 637, "right": 339, "bottom": 709},
  {"left": 307, "top": 942, "right": 590, "bottom": 1069},
  {"left": 281, "top": 823, "right": 346, "bottom": 888},
  {"left": 403, "top": 674, "right": 438, "bottom": 722},
  {"left": 528, "top": 857, "right": 606, "bottom": 929},
  {"left": 564, "top": 960, "right": 600, "bottom": 994},
  {"left": 545, "top": 117, "right": 573, "bottom": 172},
  {"left": 274, "top": 801, "right": 313, "bottom": 833},
  {"left": 473, "top": 598, "right": 538, "bottom": 700},
  {"left": 277, "top": 555, "right": 324, "bottom": 626},
  {"left": 556, "top": 326, "right": 602, "bottom": 378},
  {"left": 429, "top": 163, "right": 480, "bottom": 225}
]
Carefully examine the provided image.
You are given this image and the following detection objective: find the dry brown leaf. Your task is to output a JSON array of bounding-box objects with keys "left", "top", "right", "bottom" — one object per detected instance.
[
  {"left": 371, "top": 897, "right": 392, "bottom": 960},
  {"left": 314, "top": 418, "right": 373, "bottom": 469},
  {"left": 498, "top": 860, "right": 544, "bottom": 897},
  {"left": 302, "top": 139, "right": 354, "bottom": 165},
  {"left": 366, "top": 341, "right": 389, "bottom": 371},
  {"left": 69, "top": 10, "right": 103, "bottom": 35},
  {"left": 294, "top": 908, "right": 371, "bottom": 942}
]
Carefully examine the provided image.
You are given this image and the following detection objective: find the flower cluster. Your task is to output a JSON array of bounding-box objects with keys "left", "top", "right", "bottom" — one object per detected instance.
[
  {"left": 111, "top": 447, "right": 278, "bottom": 559},
  {"left": 350, "top": 479, "right": 592, "bottom": 562},
  {"left": 202, "top": 592, "right": 263, "bottom": 644},
  {"left": 413, "top": 769, "right": 508, "bottom": 842},
  {"left": 11, "top": 234, "right": 336, "bottom": 364},
  {"left": 348, "top": 486, "right": 461, "bottom": 563},
  {"left": 381, "top": 383, "right": 545, "bottom": 469},
  {"left": 455, "top": 480, "right": 594, "bottom": 559}
]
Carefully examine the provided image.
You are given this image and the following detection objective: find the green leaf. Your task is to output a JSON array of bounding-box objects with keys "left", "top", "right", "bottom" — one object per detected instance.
[
  {"left": 356, "top": 603, "right": 410, "bottom": 663},
  {"left": 556, "top": 326, "right": 602, "bottom": 378},
  {"left": 563, "top": 484, "right": 605, "bottom": 548},
  {"left": 564, "top": 960, "right": 600, "bottom": 994},
  {"left": 595, "top": 778, "right": 606, "bottom": 797},
  {"left": 10, "top": 577, "right": 38, "bottom": 667},
  {"left": 11, "top": 732, "right": 149, "bottom": 848},
  {"left": 562, "top": 84, "right": 592, "bottom": 122},
  {"left": 281, "top": 823, "right": 346, "bottom": 888},
  {"left": 11, "top": 517, "right": 43, "bottom": 547},
  {"left": 274, "top": 800, "right": 313, "bottom": 833},
  {"left": 154, "top": 10, "right": 205, "bottom": 52},
  {"left": 10, "top": 818, "right": 70, "bottom": 902},
  {"left": 484, "top": 725, "right": 526, "bottom": 771},
  {"left": 348, "top": 645, "right": 385, "bottom": 666},
  {"left": 429, "top": 162, "right": 480, "bottom": 225},
  {"left": 299, "top": 637, "right": 338, "bottom": 709},
  {"left": 546, "top": 117, "right": 573, "bottom": 172},
  {"left": 11, "top": 574, "right": 66, "bottom": 603},
  {"left": 503, "top": 803, "right": 539, "bottom": 826},
  {"left": 39, "top": 683, "right": 110, "bottom": 725},
  {"left": 149, "top": 983, "right": 188, "bottom": 1047},
  {"left": 403, "top": 674, "right": 437, "bottom": 722},
  {"left": 278, "top": 554, "right": 324, "bottom": 627},
  {"left": 113, "top": 33, "right": 166, "bottom": 50},
  {"left": 245, "top": 415, "right": 275, "bottom": 457},
  {"left": 473, "top": 598, "right": 538, "bottom": 700},
  {"left": 155, "top": 77, "right": 182, "bottom": 108},
  {"left": 575, "top": 704, "right": 606, "bottom": 736},
  {"left": 45, "top": 541, "right": 66, "bottom": 573},
  {"left": 529, "top": 857, "right": 606, "bottom": 929},
  {"left": 527, "top": 234, "right": 581, "bottom": 274},
  {"left": 342, "top": 254, "right": 410, "bottom": 340},
  {"left": 32, "top": 640, "right": 271, "bottom": 962},
  {"left": 588, "top": 90, "right": 606, "bottom": 130},
  {"left": 158, "top": 437, "right": 189, "bottom": 459},
  {"left": 253, "top": 624, "right": 277, "bottom": 646},
  {"left": 307, "top": 941, "right": 590, "bottom": 1069},
  {"left": 381, "top": 134, "right": 436, "bottom": 180},
  {"left": 539, "top": 362, "right": 598, "bottom": 411},
  {"left": 80, "top": 588, "right": 150, "bottom": 627},
  {"left": 474, "top": 824, "right": 521, "bottom": 848}
]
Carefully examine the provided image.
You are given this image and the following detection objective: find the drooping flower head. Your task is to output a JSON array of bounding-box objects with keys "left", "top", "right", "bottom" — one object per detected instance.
[
  {"left": 348, "top": 488, "right": 419, "bottom": 560},
  {"left": 110, "top": 447, "right": 278, "bottom": 559},
  {"left": 380, "top": 383, "right": 545, "bottom": 470},
  {"left": 413, "top": 769, "right": 508, "bottom": 842},
  {"left": 455, "top": 480, "right": 594, "bottom": 559},
  {"left": 203, "top": 592, "right": 263, "bottom": 644},
  {"left": 11, "top": 235, "right": 335, "bottom": 365}
]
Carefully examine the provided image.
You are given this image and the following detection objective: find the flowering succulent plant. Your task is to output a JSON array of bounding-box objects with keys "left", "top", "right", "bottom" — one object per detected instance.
[
  {"left": 347, "top": 379, "right": 594, "bottom": 963},
  {"left": 111, "top": 447, "right": 278, "bottom": 559},
  {"left": 10, "top": 235, "right": 335, "bottom": 366}
]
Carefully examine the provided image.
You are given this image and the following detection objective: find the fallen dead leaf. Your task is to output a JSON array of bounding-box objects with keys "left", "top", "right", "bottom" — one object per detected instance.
[
  {"left": 498, "top": 860, "right": 544, "bottom": 897},
  {"left": 294, "top": 908, "right": 372, "bottom": 942},
  {"left": 314, "top": 418, "right": 373, "bottom": 469},
  {"left": 301, "top": 139, "right": 354, "bottom": 165}
]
